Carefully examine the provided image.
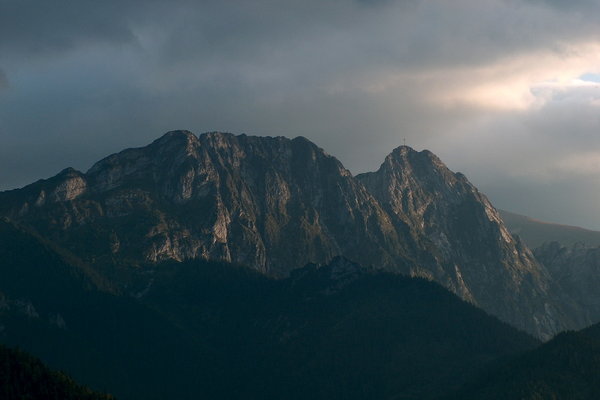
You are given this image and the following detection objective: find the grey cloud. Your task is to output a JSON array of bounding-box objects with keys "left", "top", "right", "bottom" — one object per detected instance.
[
  {"left": 0, "top": 0, "right": 158, "bottom": 57},
  {"left": 425, "top": 94, "right": 600, "bottom": 229},
  {"left": 124, "top": 0, "right": 600, "bottom": 117},
  {"left": 3, "top": 0, "right": 600, "bottom": 229},
  {"left": 525, "top": 0, "right": 600, "bottom": 10},
  {"left": 0, "top": 69, "right": 7, "bottom": 89},
  {"left": 1, "top": 0, "right": 596, "bottom": 69},
  {"left": 475, "top": 175, "right": 600, "bottom": 230}
]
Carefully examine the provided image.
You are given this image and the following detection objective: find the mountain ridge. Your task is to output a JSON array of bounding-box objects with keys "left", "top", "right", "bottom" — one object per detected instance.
[{"left": 0, "top": 130, "right": 586, "bottom": 338}]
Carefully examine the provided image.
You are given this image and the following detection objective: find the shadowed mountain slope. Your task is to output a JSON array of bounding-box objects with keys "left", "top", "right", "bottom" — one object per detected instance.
[
  {"left": 111, "top": 257, "right": 542, "bottom": 400},
  {"left": 0, "top": 218, "right": 539, "bottom": 399},
  {"left": 0, "top": 219, "right": 219, "bottom": 400},
  {"left": 445, "top": 322, "right": 600, "bottom": 400},
  {"left": 0, "top": 344, "right": 115, "bottom": 400}
]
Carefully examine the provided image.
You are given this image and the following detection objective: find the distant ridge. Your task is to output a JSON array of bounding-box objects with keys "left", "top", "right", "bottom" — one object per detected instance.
[{"left": 499, "top": 209, "right": 600, "bottom": 248}]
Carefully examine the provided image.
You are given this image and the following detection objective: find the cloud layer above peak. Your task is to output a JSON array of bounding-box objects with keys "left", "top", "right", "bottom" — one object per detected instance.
[{"left": 2, "top": 0, "right": 600, "bottom": 228}]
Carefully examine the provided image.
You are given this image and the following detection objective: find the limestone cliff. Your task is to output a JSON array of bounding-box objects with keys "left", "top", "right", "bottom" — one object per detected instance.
[{"left": 357, "top": 146, "right": 584, "bottom": 338}]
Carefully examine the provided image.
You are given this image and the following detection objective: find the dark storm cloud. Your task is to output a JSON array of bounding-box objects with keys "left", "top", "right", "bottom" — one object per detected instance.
[
  {"left": 0, "top": 0, "right": 143, "bottom": 56},
  {"left": 2, "top": 0, "right": 600, "bottom": 228},
  {"left": 1, "top": 0, "right": 595, "bottom": 69}
]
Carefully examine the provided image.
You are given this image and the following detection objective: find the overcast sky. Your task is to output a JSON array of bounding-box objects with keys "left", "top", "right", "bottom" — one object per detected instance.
[{"left": 1, "top": 0, "right": 600, "bottom": 228}]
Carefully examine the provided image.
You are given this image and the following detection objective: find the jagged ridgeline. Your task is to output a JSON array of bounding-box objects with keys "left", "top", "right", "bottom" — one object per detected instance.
[{"left": 0, "top": 130, "right": 587, "bottom": 338}]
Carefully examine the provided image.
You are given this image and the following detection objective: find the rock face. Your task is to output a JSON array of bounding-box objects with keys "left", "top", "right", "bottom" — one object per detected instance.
[
  {"left": 0, "top": 130, "right": 583, "bottom": 338},
  {"left": 1, "top": 131, "right": 407, "bottom": 277}
]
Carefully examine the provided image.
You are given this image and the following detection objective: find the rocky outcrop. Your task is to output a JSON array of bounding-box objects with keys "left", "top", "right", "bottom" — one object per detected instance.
[
  {"left": 356, "top": 146, "right": 586, "bottom": 339},
  {"left": 0, "top": 131, "right": 585, "bottom": 338}
]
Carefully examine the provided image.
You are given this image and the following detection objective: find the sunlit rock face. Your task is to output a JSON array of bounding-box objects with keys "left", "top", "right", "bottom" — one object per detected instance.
[
  {"left": 0, "top": 130, "right": 586, "bottom": 338},
  {"left": 0, "top": 131, "right": 404, "bottom": 277}
]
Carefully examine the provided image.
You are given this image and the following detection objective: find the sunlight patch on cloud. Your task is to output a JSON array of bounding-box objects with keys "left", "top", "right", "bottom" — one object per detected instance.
[
  {"left": 434, "top": 43, "right": 600, "bottom": 110},
  {"left": 555, "top": 151, "right": 600, "bottom": 176},
  {"left": 363, "top": 43, "right": 600, "bottom": 111},
  {"left": 332, "top": 42, "right": 600, "bottom": 114}
]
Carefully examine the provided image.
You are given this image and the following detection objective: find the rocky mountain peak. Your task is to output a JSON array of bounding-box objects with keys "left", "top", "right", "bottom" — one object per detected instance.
[
  {"left": 379, "top": 145, "right": 462, "bottom": 190},
  {"left": 386, "top": 144, "right": 434, "bottom": 161},
  {"left": 152, "top": 129, "right": 198, "bottom": 145},
  {"left": 0, "top": 166, "right": 88, "bottom": 215},
  {"left": 150, "top": 129, "right": 200, "bottom": 156},
  {"left": 49, "top": 169, "right": 87, "bottom": 202},
  {"left": 56, "top": 167, "right": 84, "bottom": 178},
  {"left": 85, "top": 130, "right": 203, "bottom": 195}
]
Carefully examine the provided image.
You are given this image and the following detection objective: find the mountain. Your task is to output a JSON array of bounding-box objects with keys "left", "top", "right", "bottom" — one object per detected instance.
[
  {"left": 0, "top": 344, "right": 114, "bottom": 400},
  {"left": 499, "top": 209, "right": 600, "bottom": 248},
  {"left": 0, "top": 131, "right": 403, "bottom": 278},
  {"left": 356, "top": 146, "right": 576, "bottom": 339},
  {"left": 0, "top": 217, "right": 540, "bottom": 399},
  {"left": 445, "top": 322, "right": 600, "bottom": 400},
  {"left": 0, "top": 131, "right": 583, "bottom": 337}
]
